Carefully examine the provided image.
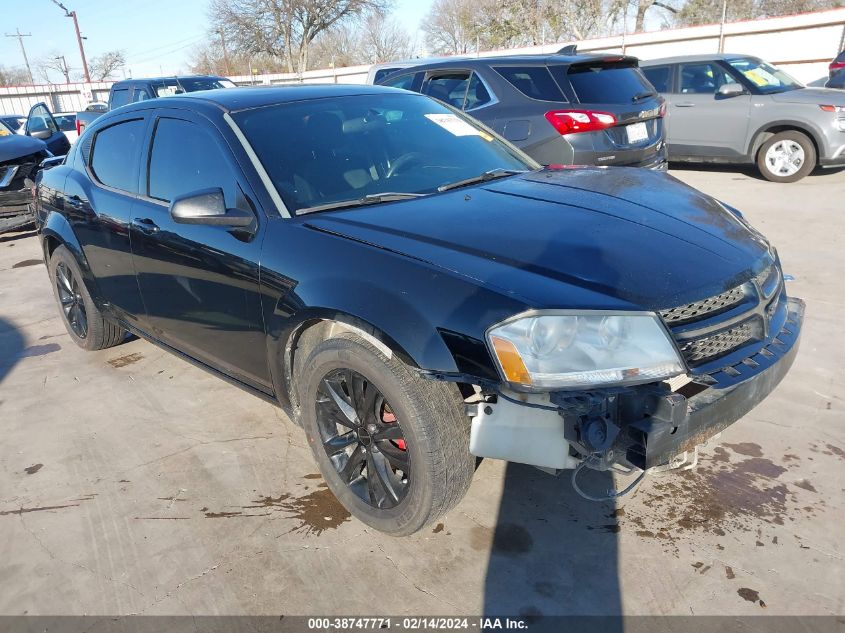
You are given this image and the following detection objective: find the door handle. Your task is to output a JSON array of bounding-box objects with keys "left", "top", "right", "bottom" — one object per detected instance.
[
  {"left": 131, "top": 217, "right": 160, "bottom": 235},
  {"left": 675, "top": 102, "right": 696, "bottom": 108},
  {"left": 66, "top": 195, "right": 82, "bottom": 208}
]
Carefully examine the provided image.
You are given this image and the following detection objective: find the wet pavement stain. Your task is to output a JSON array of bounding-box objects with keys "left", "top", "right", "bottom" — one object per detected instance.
[
  {"left": 12, "top": 259, "right": 43, "bottom": 269},
  {"left": 491, "top": 523, "right": 534, "bottom": 555},
  {"left": 623, "top": 446, "right": 828, "bottom": 549},
  {"left": 725, "top": 566, "right": 735, "bottom": 580},
  {"left": 824, "top": 444, "right": 845, "bottom": 459},
  {"left": 737, "top": 587, "right": 766, "bottom": 608},
  {"left": 17, "top": 343, "right": 60, "bottom": 359},
  {"left": 432, "top": 522, "right": 444, "bottom": 534},
  {"left": 276, "top": 488, "right": 351, "bottom": 536},
  {"left": 205, "top": 511, "right": 244, "bottom": 518},
  {"left": 303, "top": 473, "right": 322, "bottom": 480},
  {"left": 724, "top": 442, "right": 764, "bottom": 457},
  {"left": 24, "top": 463, "right": 43, "bottom": 475},
  {"left": 107, "top": 353, "right": 144, "bottom": 368}
]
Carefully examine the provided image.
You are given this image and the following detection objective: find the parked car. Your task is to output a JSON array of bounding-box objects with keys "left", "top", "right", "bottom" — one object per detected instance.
[
  {"left": 366, "top": 57, "right": 467, "bottom": 85},
  {"left": 0, "top": 114, "right": 26, "bottom": 133},
  {"left": 36, "top": 85, "right": 803, "bottom": 535},
  {"left": 830, "top": 50, "right": 845, "bottom": 79},
  {"left": 0, "top": 118, "right": 49, "bottom": 234},
  {"left": 53, "top": 112, "right": 79, "bottom": 144},
  {"left": 641, "top": 54, "right": 845, "bottom": 182},
  {"left": 375, "top": 51, "right": 667, "bottom": 169},
  {"left": 75, "top": 75, "right": 237, "bottom": 136},
  {"left": 827, "top": 68, "right": 845, "bottom": 91}
]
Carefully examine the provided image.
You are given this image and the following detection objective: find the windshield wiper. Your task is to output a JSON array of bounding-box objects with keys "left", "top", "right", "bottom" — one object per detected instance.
[
  {"left": 632, "top": 91, "right": 656, "bottom": 102},
  {"left": 437, "top": 169, "right": 526, "bottom": 193},
  {"left": 297, "top": 192, "right": 425, "bottom": 215}
]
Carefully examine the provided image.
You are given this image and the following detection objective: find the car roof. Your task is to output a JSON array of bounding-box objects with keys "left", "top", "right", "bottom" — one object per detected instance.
[
  {"left": 115, "top": 84, "right": 412, "bottom": 114},
  {"left": 111, "top": 75, "right": 228, "bottom": 87},
  {"left": 640, "top": 53, "right": 756, "bottom": 66},
  {"left": 389, "top": 53, "right": 636, "bottom": 72}
]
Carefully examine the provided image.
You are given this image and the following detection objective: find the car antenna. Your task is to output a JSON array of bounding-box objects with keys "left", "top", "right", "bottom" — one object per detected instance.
[{"left": 557, "top": 44, "right": 578, "bottom": 55}]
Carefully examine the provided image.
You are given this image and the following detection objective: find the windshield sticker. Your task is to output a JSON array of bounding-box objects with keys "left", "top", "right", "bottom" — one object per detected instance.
[{"left": 424, "top": 113, "right": 480, "bottom": 137}]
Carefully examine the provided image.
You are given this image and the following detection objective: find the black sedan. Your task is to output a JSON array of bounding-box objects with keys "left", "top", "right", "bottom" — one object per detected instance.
[
  {"left": 1, "top": 120, "right": 49, "bottom": 234},
  {"left": 35, "top": 85, "right": 803, "bottom": 535}
]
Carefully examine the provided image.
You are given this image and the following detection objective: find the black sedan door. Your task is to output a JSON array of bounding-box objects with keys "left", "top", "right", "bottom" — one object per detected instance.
[{"left": 129, "top": 110, "right": 270, "bottom": 391}]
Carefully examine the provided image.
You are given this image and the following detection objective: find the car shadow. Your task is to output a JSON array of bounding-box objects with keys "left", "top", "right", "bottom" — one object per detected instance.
[
  {"left": 670, "top": 161, "right": 845, "bottom": 182},
  {"left": 0, "top": 316, "right": 26, "bottom": 386},
  {"left": 483, "top": 462, "right": 623, "bottom": 629}
]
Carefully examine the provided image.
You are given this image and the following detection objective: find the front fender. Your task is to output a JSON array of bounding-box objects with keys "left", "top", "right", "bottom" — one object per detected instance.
[{"left": 41, "top": 210, "right": 105, "bottom": 307}]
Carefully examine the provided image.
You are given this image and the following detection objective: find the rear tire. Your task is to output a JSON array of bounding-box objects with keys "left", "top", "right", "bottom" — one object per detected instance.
[
  {"left": 757, "top": 130, "right": 815, "bottom": 183},
  {"left": 49, "top": 245, "right": 126, "bottom": 351},
  {"left": 297, "top": 332, "right": 474, "bottom": 536}
]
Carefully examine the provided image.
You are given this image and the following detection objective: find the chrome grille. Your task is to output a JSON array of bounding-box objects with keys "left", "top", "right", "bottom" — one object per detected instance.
[
  {"left": 679, "top": 319, "right": 759, "bottom": 365},
  {"left": 755, "top": 264, "right": 779, "bottom": 298},
  {"left": 659, "top": 285, "right": 745, "bottom": 325}
]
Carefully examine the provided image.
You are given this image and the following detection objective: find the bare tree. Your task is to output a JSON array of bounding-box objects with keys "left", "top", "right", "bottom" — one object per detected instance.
[
  {"left": 675, "top": 0, "right": 841, "bottom": 26},
  {"left": 189, "top": 41, "right": 285, "bottom": 76},
  {"left": 359, "top": 12, "right": 414, "bottom": 62},
  {"left": 89, "top": 50, "right": 126, "bottom": 81},
  {"left": 0, "top": 65, "right": 31, "bottom": 86},
  {"left": 210, "top": 0, "right": 390, "bottom": 75},
  {"left": 421, "top": 0, "right": 481, "bottom": 54},
  {"left": 36, "top": 53, "right": 71, "bottom": 83}
]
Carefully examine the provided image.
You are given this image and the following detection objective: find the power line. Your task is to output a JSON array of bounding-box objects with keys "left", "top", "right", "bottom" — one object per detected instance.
[
  {"left": 4, "top": 29, "right": 34, "bottom": 84},
  {"left": 48, "top": 0, "right": 91, "bottom": 83}
]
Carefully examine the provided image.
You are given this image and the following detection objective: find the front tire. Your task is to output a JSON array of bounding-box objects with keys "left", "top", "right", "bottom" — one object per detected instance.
[
  {"left": 757, "top": 130, "right": 815, "bottom": 183},
  {"left": 298, "top": 333, "right": 474, "bottom": 536},
  {"left": 49, "top": 245, "right": 126, "bottom": 350}
]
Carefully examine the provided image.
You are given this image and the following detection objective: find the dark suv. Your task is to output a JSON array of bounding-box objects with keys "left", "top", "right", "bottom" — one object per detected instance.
[{"left": 375, "top": 52, "right": 667, "bottom": 169}]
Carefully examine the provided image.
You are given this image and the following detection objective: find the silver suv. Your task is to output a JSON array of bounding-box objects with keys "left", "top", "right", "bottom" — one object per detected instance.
[{"left": 641, "top": 54, "right": 845, "bottom": 182}]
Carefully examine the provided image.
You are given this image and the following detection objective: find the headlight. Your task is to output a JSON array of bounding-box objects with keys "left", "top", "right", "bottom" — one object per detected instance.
[{"left": 486, "top": 311, "right": 684, "bottom": 390}]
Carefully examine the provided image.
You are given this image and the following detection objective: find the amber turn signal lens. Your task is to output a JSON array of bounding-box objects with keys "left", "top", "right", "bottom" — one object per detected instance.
[{"left": 490, "top": 335, "right": 532, "bottom": 385}]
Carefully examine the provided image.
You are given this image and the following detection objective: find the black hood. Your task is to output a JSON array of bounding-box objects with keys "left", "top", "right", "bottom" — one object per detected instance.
[
  {"left": 0, "top": 135, "right": 47, "bottom": 163},
  {"left": 303, "top": 167, "right": 771, "bottom": 310}
]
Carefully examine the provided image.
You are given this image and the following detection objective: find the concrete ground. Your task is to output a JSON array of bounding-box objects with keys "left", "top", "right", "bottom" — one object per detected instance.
[{"left": 0, "top": 166, "right": 843, "bottom": 618}]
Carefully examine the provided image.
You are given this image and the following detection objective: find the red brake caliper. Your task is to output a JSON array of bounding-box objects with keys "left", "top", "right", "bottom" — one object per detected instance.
[{"left": 382, "top": 406, "right": 406, "bottom": 451}]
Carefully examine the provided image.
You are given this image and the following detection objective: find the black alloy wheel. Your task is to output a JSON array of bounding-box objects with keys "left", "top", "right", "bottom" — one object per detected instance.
[
  {"left": 55, "top": 261, "right": 88, "bottom": 339},
  {"left": 315, "top": 368, "right": 410, "bottom": 509}
]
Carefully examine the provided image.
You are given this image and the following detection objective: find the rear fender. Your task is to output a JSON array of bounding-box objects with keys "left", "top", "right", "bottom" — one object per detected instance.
[{"left": 40, "top": 210, "right": 105, "bottom": 306}]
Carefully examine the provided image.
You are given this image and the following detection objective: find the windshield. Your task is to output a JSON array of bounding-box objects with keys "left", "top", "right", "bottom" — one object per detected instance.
[
  {"left": 153, "top": 77, "right": 236, "bottom": 97},
  {"left": 727, "top": 58, "right": 803, "bottom": 94},
  {"left": 0, "top": 120, "right": 12, "bottom": 136},
  {"left": 232, "top": 93, "right": 536, "bottom": 215}
]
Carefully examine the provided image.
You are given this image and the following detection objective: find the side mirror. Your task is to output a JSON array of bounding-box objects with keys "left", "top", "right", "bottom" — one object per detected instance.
[
  {"left": 169, "top": 188, "right": 254, "bottom": 227},
  {"left": 717, "top": 83, "right": 746, "bottom": 97},
  {"left": 30, "top": 128, "right": 53, "bottom": 140}
]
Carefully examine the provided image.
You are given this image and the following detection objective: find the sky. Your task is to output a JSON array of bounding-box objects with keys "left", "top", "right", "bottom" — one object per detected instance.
[{"left": 0, "top": 0, "right": 433, "bottom": 82}]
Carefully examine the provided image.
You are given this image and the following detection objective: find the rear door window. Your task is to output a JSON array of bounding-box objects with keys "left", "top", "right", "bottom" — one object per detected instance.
[
  {"left": 555, "top": 63, "right": 654, "bottom": 104},
  {"left": 463, "top": 73, "right": 492, "bottom": 110},
  {"left": 90, "top": 118, "right": 145, "bottom": 192},
  {"left": 110, "top": 88, "right": 130, "bottom": 109},
  {"left": 423, "top": 72, "right": 471, "bottom": 108},
  {"left": 493, "top": 66, "right": 565, "bottom": 101},
  {"left": 132, "top": 88, "right": 151, "bottom": 102},
  {"left": 642, "top": 66, "right": 672, "bottom": 93},
  {"left": 679, "top": 62, "right": 735, "bottom": 94},
  {"left": 374, "top": 68, "right": 403, "bottom": 83}
]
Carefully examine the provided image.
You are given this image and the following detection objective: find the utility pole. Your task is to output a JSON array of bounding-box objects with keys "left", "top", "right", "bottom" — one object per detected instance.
[
  {"left": 48, "top": 0, "right": 91, "bottom": 82},
  {"left": 4, "top": 29, "right": 34, "bottom": 84},
  {"left": 216, "top": 29, "right": 231, "bottom": 76},
  {"left": 718, "top": 0, "right": 728, "bottom": 53}
]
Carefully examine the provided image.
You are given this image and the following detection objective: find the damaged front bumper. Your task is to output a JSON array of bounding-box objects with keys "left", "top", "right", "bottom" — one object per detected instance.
[{"left": 470, "top": 297, "right": 805, "bottom": 473}]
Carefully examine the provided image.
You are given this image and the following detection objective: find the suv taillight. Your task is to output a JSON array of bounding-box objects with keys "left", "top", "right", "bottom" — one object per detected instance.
[
  {"left": 830, "top": 60, "right": 845, "bottom": 72},
  {"left": 545, "top": 110, "right": 617, "bottom": 135},
  {"left": 76, "top": 119, "right": 82, "bottom": 136}
]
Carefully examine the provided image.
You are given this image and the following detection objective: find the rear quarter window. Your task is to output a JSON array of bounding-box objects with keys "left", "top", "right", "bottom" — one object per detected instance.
[
  {"left": 90, "top": 119, "right": 144, "bottom": 192},
  {"left": 493, "top": 66, "right": 565, "bottom": 101},
  {"left": 110, "top": 88, "right": 130, "bottom": 109},
  {"left": 553, "top": 63, "right": 654, "bottom": 104}
]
